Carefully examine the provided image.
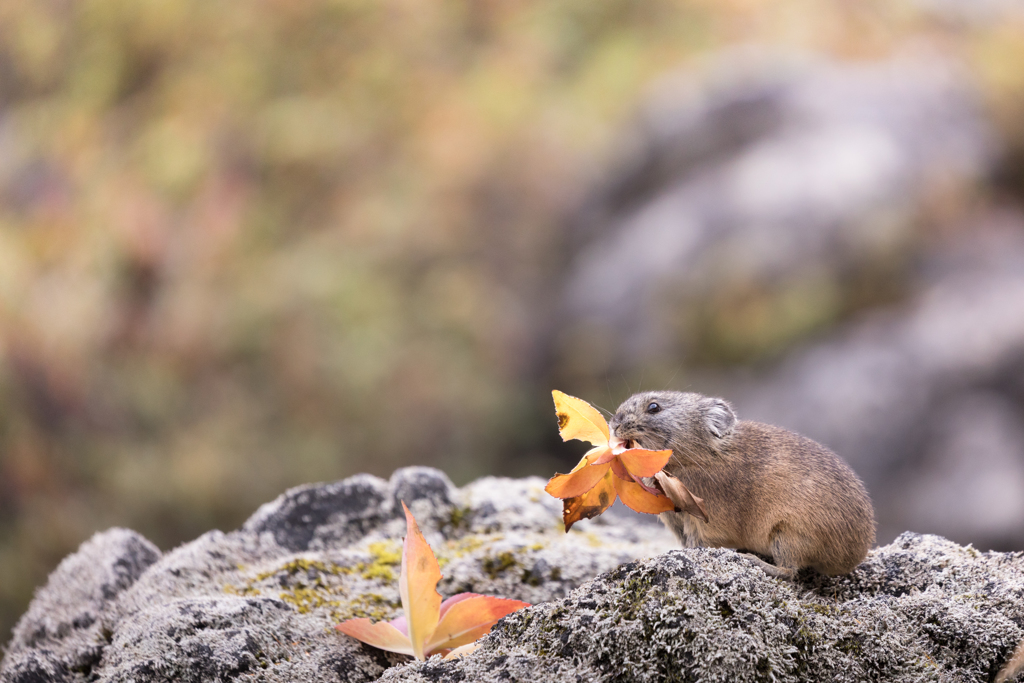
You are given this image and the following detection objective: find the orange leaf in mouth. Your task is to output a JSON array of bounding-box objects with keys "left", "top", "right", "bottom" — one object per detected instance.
[
  {"left": 551, "top": 390, "right": 609, "bottom": 446},
  {"left": 616, "top": 448, "right": 672, "bottom": 478},
  {"left": 544, "top": 446, "right": 612, "bottom": 499},
  {"left": 610, "top": 458, "right": 632, "bottom": 481},
  {"left": 546, "top": 391, "right": 677, "bottom": 529},
  {"left": 613, "top": 476, "right": 677, "bottom": 515},
  {"left": 562, "top": 468, "right": 618, "bottom": 531}
]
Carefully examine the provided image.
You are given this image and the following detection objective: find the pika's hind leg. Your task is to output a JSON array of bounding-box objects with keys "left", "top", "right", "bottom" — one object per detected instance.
[
  {"left": 761, "top": 523, "right": 822, "bottom": 580},
  {"left": 736, "top": 552, "right": 797, "bottom": 580}
]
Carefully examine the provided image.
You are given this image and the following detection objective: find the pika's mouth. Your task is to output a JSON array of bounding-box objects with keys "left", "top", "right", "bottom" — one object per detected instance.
[{"left": 609, "top": 435, "right": 635, "bottom": 452}]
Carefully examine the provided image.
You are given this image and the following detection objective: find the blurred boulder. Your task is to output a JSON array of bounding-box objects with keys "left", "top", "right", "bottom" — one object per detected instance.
[
  {"left": 552, "top": 48, "right": 992, "bottom": 378},
  {"left": 5, "top": 473, "right": 1024, "bottom": 682},
  {"left": 732, "top": 224, "right": 1024, "bottom": 550}
]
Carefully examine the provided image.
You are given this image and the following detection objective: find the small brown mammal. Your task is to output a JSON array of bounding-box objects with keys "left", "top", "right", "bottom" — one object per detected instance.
[{"left": 609, "top": 391, "right": 876, "bottom": 578}]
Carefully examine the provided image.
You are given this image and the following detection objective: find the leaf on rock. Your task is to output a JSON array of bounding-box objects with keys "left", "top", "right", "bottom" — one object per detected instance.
[
  {"left": 427, "top": 595, "right": 530, "bottom": 651},
  {"left": 337, "top": 504, "right": 530, "bottom": 660},
  {"left": 335, "top": 619, "right": 415, "bottom": 656},
  {"left": 399, "top": 501, "right": 442, "bottom": 660}
]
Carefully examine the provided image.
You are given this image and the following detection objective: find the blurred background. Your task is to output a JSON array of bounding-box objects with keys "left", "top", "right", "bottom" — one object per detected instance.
[{"left": 3, "top": 0, "right": 1024, "bottom": 643}]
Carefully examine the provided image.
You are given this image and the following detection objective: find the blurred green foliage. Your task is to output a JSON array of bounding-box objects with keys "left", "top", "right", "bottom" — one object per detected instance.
[{"left": 1, "top": 0, "right": 1024, "bottom": 645}]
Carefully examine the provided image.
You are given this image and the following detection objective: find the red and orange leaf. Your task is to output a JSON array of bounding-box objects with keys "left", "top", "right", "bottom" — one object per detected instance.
[
  {"left": 545, "top": 455, "right": 612, "bottom": 500},
  {"left": 338, "top": 508, "right": 528, "bottom": 661},
  {"left": 552, "top": 390, "right": 609, "bottom": 446},
  {"left": 399, "top": 501, "right": 443, "bottom": 660},
  {"left": 613, "top": 476, "right": 676, "bottom": 515},
  {"left": 426, "top": 595, "right": 530, "bottom": 653},
  {"left": 630, "top": 475, "right": 662, "bottom": 497},
  {"left": 616, "top": 448, "right": 673, "bottom": 478},
  {"left": 335, "top": 619, "right": 414, "bottom": 656},
  {"left": 562, "top": 468, "right": 617, "bottom": 530},
  {"left": 437, "top": 592, "right": 476, "bottom": 620},
  {"left": 610, "top": 457, "right": 632, "bottom": 481}
]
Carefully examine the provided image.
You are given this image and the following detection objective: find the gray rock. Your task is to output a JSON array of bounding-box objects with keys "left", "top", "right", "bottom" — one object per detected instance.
[
  {"left": 1, "top": 528, "right": 160, "bottom": 683},
  {"left": 4, "top": 470, "right": 1024, "bottom": 682},
  {"left": 242, "top": 473, "right": 393, "bottom": 551},
  {"left": 1, "top": 468, "right": 676, "bottom": 683},
  {"left": 383, "top": 534, "right": 1024, "bottom": 683}
]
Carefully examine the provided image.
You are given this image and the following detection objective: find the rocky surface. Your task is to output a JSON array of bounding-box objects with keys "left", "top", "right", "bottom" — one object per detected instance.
[
  {"left": 4, "top": 467, "right": 1024, "bottom": 682},
  {"left": 0, "top": 529, "right": 160, "bottom": 683},
  {"left": 384, "top": 535, "right": 1024, "bottom": 683},
  {"left": 0, "top": 468, "right": 675, "bottom": 683}
]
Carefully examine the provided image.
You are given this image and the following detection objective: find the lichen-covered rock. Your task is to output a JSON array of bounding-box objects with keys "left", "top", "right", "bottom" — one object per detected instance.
[
  {"left": 383, "top": 534, "right": 1024, "bottom": 683},
  {"left": 0, "top": 468, "right": 675, "bottom": 683},
  {"left": 3, "top": 470, "right": 1024, "bottom": 682},
  {"left": 1, "top": 528, "right": 160, "bottom": 683}
]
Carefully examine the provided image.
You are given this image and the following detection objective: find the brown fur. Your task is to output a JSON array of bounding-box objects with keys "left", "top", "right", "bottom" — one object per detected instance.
[
  {"left": 610, "top": 391, "right": 876, "bottom": 577},
  {"left": 996, "top": 637, "right": 1024, "bottom": 683}
]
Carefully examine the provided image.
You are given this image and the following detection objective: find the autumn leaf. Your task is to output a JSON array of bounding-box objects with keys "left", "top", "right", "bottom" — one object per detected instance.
[
  {"left": 552, "top": 390, "right": 609, "bottom": 446},
  {"left": 398, "top": 500, "right": 442, "bottom": 660},
  {"left": 336, "top": 502, "right": 529, "bottom": 660},
  {"left": 543, "top": 445, "right": 608, "bottom": 499},
  {"left": 545, "top": 390, "right": 682, "bottom": 529}
]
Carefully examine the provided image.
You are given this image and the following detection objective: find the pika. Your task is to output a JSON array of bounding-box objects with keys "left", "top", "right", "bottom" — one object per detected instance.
[{"left": 609, "top": 391, "right": 875, "bottom": 578}]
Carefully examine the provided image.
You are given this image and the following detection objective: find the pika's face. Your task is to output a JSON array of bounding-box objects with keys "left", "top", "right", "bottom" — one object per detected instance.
[
  {"left": 609, "top": 390, "right": 737, "bottom": 454},
  {"left": 608, "top": 391, "right": 701, "bottom": 450}
]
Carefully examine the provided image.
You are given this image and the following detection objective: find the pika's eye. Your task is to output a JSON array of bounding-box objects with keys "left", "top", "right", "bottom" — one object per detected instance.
[{"left": 646, "top": 402, "right": 661, "bottom": 414}]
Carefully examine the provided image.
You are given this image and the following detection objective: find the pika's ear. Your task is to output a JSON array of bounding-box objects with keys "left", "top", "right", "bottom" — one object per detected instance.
[{"left": 702, "top": 398, "right": 736, "bottom": 438}]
